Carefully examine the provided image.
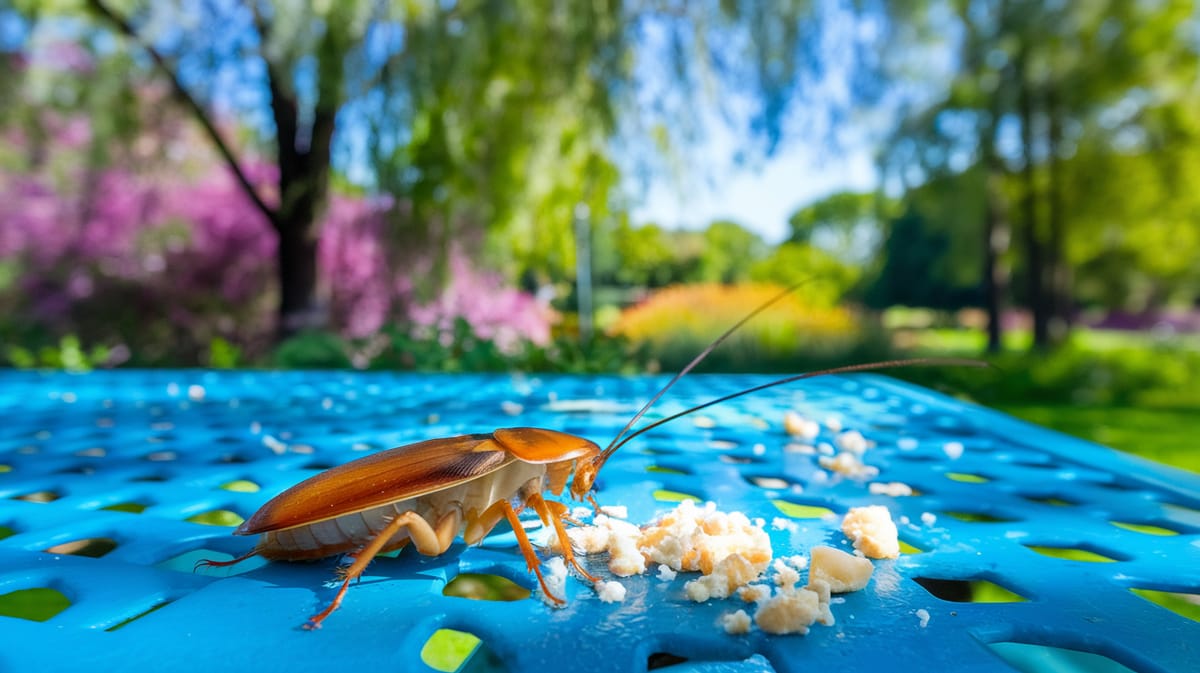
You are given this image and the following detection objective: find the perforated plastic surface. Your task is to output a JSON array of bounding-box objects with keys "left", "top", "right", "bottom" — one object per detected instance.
[{"left": 0, "top": 370, "right": 1197, "bottom": 673}]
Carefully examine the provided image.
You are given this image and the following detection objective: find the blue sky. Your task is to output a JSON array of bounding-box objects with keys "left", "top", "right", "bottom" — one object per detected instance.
[{"left": 631, "top": 136, "right": 878, "bottom": 244}]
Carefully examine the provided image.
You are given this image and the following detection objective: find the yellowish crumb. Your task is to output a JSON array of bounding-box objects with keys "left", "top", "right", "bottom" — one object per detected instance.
[
  {"left": 841, "top": 505, "right": 900, "bottom": 559},
  {"left": 808, "top": 545, "right": 874, "bottom": 593}
]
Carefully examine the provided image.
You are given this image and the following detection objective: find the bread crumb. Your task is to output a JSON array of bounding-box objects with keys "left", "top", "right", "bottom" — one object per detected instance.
[
  {"left": 738, "top": 584, "right": 772, "bottom": 603},
  {"left": 784, "top": 412, "right": 820, "bottom": 440},
  {"left": 600, "top": 505, "right": 628, "bottom": 519},
  {"left": 685, "top": 552, "right": 760, "bottom": 602},
  {"left": 772, "top": 558, "right": 801, "bottom": 588},
  {"left": 656, "top": 564, "right": 677, "bottom": 581},
  {"left": 722, "top": 609, "right": 753, "bottom": 634},
  {"left": 818, "top": 451, "right": 879, "bottom": 479},
  {"left": 808, "top": 546, "right": 874, "bottom": 593},
  {"left": 835, "top": 430, "right": 869, "bottom": 454},
  {"left": 868, "top": 481, "right": 914, "bottom": 497},
  {"left": 841, "top": 505, "right": 900, "bottom": 559},
  {"left": 942, "top": 442, "right": 964, "bottom": 460},
  {"left": 595, "top": 580, "right": 627, "bottom": 603},
  {"left": 771, "top": 517, "right": 799, "bottom": 532},
  {"left": 542, "top": 557, "right": 568, "bottom": 607},
  {"left": 921, "top": 512, "right": 938, "bottom": 527},
  {"left": 915, "top": 608, "right": 930, "bottom": 628},
  {"left": 754, "top": 586, "right": 822, "bottom": 635}
]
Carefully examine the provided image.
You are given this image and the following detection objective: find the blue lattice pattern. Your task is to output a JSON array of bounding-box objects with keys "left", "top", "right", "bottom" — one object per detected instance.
[{"left": 0, "top": 370, "right": 1197, "bottom": 672}]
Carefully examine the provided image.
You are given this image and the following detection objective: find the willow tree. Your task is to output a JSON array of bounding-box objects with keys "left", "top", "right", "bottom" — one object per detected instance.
[{"left": 13, "top": 0, "right": 893, "bottom": 340}]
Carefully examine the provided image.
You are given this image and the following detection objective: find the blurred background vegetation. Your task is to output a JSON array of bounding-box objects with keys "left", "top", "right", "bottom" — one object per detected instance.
[{"left": 0, "top": 1, "right": 1197, "bottom": 472}]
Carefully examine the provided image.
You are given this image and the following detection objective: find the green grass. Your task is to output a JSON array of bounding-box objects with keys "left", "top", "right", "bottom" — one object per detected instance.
[{"left": 999, "top": 404, "right": 1199, "bottom": 474}]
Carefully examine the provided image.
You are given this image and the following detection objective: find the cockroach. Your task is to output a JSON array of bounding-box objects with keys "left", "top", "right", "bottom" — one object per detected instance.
[{"left": 200, "top": 286, "right": 980, "bottom": 629}]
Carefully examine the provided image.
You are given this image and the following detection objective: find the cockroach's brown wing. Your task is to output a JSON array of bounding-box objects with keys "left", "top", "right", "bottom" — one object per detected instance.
[{"left": 236, "top": 433, "right": 511, "bottom": 535}]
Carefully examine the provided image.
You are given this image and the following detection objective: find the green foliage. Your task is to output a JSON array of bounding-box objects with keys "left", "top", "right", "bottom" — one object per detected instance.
[
  {"left": 273, "top": 331, "right": 353, "bottom": 370},
  {"left": 271, "top": 319, "right": 644, "bottom": 374},
  {"left": 892, "top": 337, "right": 1200, "bottom": 408},
  {"left": 5, "top": 335, "right": 110, "bottom": 371},
  {"left": 749, "top": 243, "right": 859, "bottom": 305},
  {"left": 206, "top": 337, "right": 242, "bottom": 369}
]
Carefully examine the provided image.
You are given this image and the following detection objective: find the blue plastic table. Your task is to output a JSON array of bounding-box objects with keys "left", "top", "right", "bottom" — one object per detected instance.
[{"left": 0, "top": 370, "right": 1197, "bottom": 672}]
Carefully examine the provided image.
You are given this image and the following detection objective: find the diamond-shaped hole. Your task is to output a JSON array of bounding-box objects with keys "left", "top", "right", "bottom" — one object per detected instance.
[
  {"left": 1024, "top": 544, "right": 1125, "bottom": 563},
  {"left": 986, "top": 642, "right": 1136, "bottom": 673},
  {"left": 913, "top": 577, "right": 1027, "bottom": 603},
  {"left": 1129, "top": 588, "right": 1200, "bottom": 623},
  {"left": 718, "top": 454, "right": 759, "bottom": 464},
  {"left": 443, "top": 573, "right": 531, "bottom": 602},
  {"left": 101, "top": 501, "right": 150, "bottom": 514},
  {"left": 45, "top": 537, "right": 118, "bottom": 558},
  {"left": 12, "top": 490, "right": 61, "bottom": 503},
  {"left": 159, "top": 549, "right": 265, "bottom": 576},
  {"left": 646, "top": 465, "right": 688, "bottom": 476},
  {"left": 0, "top": 588, "right": 71, "bottom": 622},
  {"left": 747, "top": 475, "right": 794, "bottom": 490},
  {"left": 898, "top": 539, "right": 923, "bottom": 554},
  {"left": 648, "top": 653, "right": 690, "bottom": 670},
  {"left": 653, "top": 489, "right": 702, "bottom": 503},
  {"left": 0, "top": 464, "right": 11, "bottom": 473},
  {"left": 219, "top": 479, "right": 261, "bottom": 493},
  {"left": 0, "top": 523, "right": 16, "bottom": 540},
  {"left": 1022, "top": 494, "right": 1077, "bottom": 507},
  {"left": 106, "top": 601, "right": 174, "bottom": 631},
  {"left": 420, "top": 628, "right": 505, "bottom": 673},
  {"left": 771, "top": 499, "right": 835, "bottom": 519},
  {"left": 945, "top": 472, "right": 990, "bottom": 484},
  {"left": 186, "top": 509, "right": 245, "bottom": 527},
  {"left": 1109, "top": 521, "right": 1179, "bottom": 536},
  {"left": 943, "top": 511, "right": 1017, "bottom": 524}
]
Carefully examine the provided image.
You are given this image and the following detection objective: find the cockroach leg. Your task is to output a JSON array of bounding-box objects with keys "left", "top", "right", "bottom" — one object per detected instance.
[
  {"left": 194, "top": 548, "right": 260, "bottom": 572},
  {"left": 587, "top": 493, "right": 603, "bottom": 516},
  {"left": 500, "top": 500, "right": 565, "bottom": 605},
  {"left": 527, "top": 493, "right": 598, "bottom": 583},
  {"left": 305, "top": 510, "right": 445, "bottom": 630},
  {"left": 463, "top": 499, "right": 509, "bottom": 545}
]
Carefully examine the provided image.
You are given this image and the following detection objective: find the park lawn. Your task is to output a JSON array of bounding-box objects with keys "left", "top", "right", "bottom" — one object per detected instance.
[{"left": 998, "top": 403, "right": 1200, "bottom": 475}]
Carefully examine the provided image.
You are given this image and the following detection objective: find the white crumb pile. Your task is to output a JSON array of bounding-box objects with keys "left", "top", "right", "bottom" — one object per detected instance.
[
  {"left": 556, "top": 500, "right": 904, "bottom": 637},
  {"left": 841, "top": 505, "right": 901, "bottom": 559}
]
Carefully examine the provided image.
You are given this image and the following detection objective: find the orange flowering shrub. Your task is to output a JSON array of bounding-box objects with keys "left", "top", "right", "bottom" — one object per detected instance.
[{"left": 610, "top": 284, "right": 868, "bottom": 372}]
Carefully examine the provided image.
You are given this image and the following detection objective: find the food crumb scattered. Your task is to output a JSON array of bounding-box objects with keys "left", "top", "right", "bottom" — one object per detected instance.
[
  {"left": 818, "top": 451, "right": 880, "bottom": 479},
  {"left": 942, "top": 442, "right": 964, "bottom": 460},
  {"left": 595, "top": 580, "right": 627, "bottom": 603},
  {"left": 600, "top": 505, "right": 628, "bottom": 519},
  {"left": 721, "top": 609, "right": 753, "bottom": 635},
  {"left": 835, "top": 430, "right": 869, "bottom": 454},
  {"left": 771, "top": 517, "right": 799, "bottom": 532},
  {"left": 841, "top": 505, "right": 900, "bottom": 559},
  {"left": 737, "top": 584, "right": 772, "bottom": 603},
  {"left": 808, "top": 545, "right": 874, "bottom": 593},
  {"left": 542, "top": 557, "right": 568, "bottom": 607},
  {"left": 656, "top": 564, "right": 677, "bottom": 581},
  {"left": 920, "top": 512, "right": 938, "bottom": 527},
  {"left": 915, "top": 608, "right": 931, "bottom": 628},
  {"left": 868, "top": 481, "right": 914, "bottom": 497},
  {"left": 784, "top": 412, "right": 820, "bottom": 440}
]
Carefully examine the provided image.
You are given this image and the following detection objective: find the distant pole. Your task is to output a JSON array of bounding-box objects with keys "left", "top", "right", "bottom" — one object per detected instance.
[{"left": 574, "top": 203, "right": 593, "bottom": 343}]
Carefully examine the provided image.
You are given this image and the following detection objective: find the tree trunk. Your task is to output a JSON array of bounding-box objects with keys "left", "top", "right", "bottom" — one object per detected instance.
[
  {"left": 276, "top": 223, "right": 322, "bottom": 337},
  {"left": 1046, "top": 89, "right": 1071, "bottom": 346},
  {"left": 1016, "top": 49, "right": 1050, "bottom": 350},
  {"left": 982, "top": 141, "right": 1010, "bottom": 354}
]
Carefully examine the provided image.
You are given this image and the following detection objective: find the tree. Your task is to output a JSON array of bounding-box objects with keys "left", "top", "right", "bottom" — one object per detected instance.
[
  {"left": 9, "top": 0, "right": 910, "bottom": 344},
  {"left": 880, "top": 0, "right": 1200, "bottom": 350}
]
